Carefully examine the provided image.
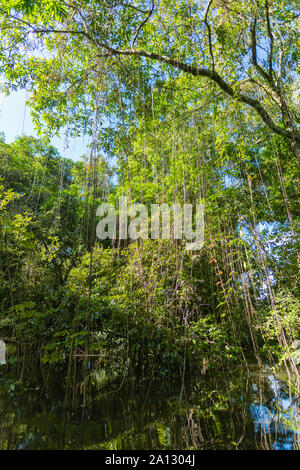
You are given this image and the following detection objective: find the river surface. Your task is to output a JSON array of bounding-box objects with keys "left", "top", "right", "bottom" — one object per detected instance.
[{"left": 0, "top": 363, "right": 299, "bottom": 450}]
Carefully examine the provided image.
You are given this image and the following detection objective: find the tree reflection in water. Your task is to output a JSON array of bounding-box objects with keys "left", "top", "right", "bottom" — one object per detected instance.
[{"left": 0, "top": 364, "right": 299, "bottom": 450}]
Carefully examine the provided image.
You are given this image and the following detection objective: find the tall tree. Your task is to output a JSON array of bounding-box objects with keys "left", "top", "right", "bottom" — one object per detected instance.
[{"left": 0, "top": 0, "right": 299, "bottom": 161}]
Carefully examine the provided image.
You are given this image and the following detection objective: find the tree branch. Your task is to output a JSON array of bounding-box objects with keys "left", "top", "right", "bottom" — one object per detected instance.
[
  {"left": 250, "top": 18, "right": 275, "bottom": 89},
  {"left": 265, "top": 0, "right": 274, "bottom": 77},
  {"left": 131, "top": 0, "right": 154, "bottom": 49},
  {"left": 97, "top": 45, "right": 299, "bottom": 144},
  {"left": 204, "top": 0, "right": 215, "bottom": 70}
]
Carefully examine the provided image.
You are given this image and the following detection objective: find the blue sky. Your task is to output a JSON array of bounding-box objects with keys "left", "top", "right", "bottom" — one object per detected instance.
[{"left": 0, "top": 89, "right": 89, "bottom": 161}]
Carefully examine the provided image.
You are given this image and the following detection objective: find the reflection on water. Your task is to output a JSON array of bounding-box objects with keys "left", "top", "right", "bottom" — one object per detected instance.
[
  {"left": 250, "top": 372, "right": 300, "bottom": 450},
  {"left": 0, "top": 363, "right": 299, "bottom": 450}
]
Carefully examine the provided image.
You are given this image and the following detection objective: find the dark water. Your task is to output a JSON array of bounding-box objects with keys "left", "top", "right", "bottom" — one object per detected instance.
[{"left": 0, "top": 363, "right": 299, "bottom": 450}]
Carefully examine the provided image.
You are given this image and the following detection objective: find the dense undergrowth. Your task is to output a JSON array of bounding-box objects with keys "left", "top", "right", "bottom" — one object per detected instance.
[{"left": 0, "top": 136, "right": 299, "bottom": 380}]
